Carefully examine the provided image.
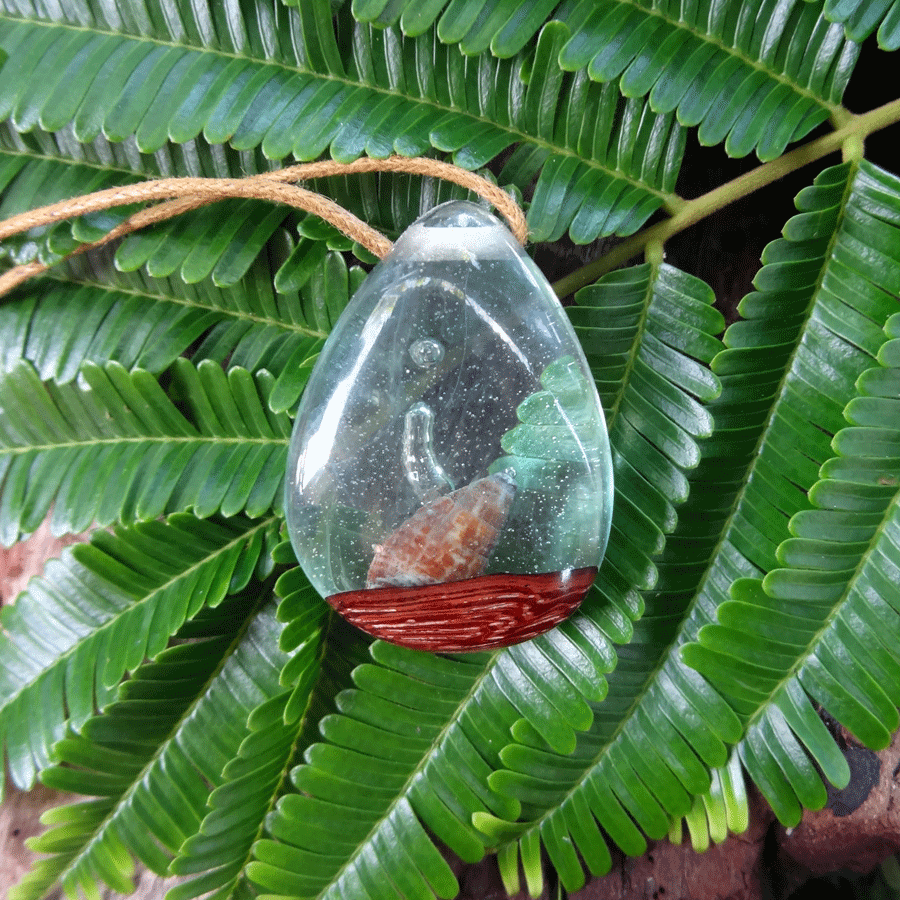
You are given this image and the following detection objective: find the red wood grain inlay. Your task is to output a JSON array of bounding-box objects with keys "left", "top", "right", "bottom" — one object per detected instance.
[{"left": 326, "top": 566, "right": 598, "bottom": 652}]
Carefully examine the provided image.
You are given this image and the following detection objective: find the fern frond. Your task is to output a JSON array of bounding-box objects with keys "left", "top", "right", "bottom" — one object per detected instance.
[
  {"left": 0, "top": 359, "right": 290, "bottom": 540},
  {"left": 12, "top": 594, "right": 290, "bottom": 900},
  {"left": 167, "top": 550, "right": 371, "bottom": 900},
  {"left": 114, "top": 173, "right": 492, "bottom": 296},
  {"left": 555, "top": 0, "right": 857, "bottom": 160},
  {"left": 0, "top": 275, "right": 297, "bottom": 384},
  {"left": 0, "top": 108, "right": 488, "bottom": 269},
  {"left": 156, "top": 541, "right": 362, "bottom": 900},
  {"left": 167, "top": 678, "right": 326, "bottom": 898},
  {"left": 354, "top": 0, "right": 859, "bottom": 160},
  {"left": 674, "top": 159, "right": 900, "bottom": 652},
  {"left": 668, "top": 749, "right": 749, "bottom": 850},
  {"left": 824, "top": 0, "right": 900, "bottom": 50},
  {"left": 249, "top": 643, "right": 498, "bottom": 900},
  {"left": 0, "top": 6, "right": 684, "bottom": 244},
  {"left": 0, "top": 113, "right": 332, "bottom": 288},
  {"left": 0, "top": 262, "right": 331, "bottom": 413},
  {"left": 0, "top": 145, "right": 326, "bottom": 297},
  {"left": 0, "top": 150, "right": 373, "bottom": 394},
  {"left": 686, "top": 314, "right": 900, "bottom": 823},
  {"left": 476, "top": 252, "right": 839, "bottom": 892},
  {"left": 168, "top": 701, "right": 305, "bottom": 900},
  {"left": 567, "top": 263, "right": 724, "bottom": 640},
  {"left": 0, "top": 514, "right": 277, "bottom": 796}
]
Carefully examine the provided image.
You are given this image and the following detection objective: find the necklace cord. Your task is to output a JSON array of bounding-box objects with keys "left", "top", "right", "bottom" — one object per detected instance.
[{"left": 0, "top": 155, "right": 528, "bottom": 298}]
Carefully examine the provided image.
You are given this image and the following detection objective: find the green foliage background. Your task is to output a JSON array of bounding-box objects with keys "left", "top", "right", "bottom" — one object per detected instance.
[{"left": 0, "top": 1, "right": 899, "bottom": 898}]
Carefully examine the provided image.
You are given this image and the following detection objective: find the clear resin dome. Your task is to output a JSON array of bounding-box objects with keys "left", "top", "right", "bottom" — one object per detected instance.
[{"left": 285, "top": 201, "right": 613, "bottom": 651}]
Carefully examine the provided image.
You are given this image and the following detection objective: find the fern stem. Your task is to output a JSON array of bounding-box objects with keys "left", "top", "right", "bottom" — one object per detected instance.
[{"left": 552, "top": 97, "right": 900, "bottom": 298}]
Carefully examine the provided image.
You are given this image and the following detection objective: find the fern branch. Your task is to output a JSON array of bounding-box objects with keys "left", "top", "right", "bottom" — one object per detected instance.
[
  {"left": 353, "top": 0, "right": 859, "bottom": 155},
  {"left": 12, "top": 594, "right": 289, "bottom": 900},
  {"left": 259, "top": 261, "right": 728, "bottom": 897},
  {"left": 0, "top": 359, "right": 291, "bottom": 539},
  {"left": 248, "top": 645, "right": 500, "bottom": 900},
  {"left": 0, "top": 9, "right": 685, "bottom": 244},
  {"left": 479, "top": 311, "right": 747, "bottom": 890},
  {"left": 0, "top": 264, "right": 329, "bottom": 415},
  {"left": 553, "top": 95, "right": 900, "bottom": 297},
  {"left": 473, "top": 156, "right": 900, "bottom": 883},
  {"left": 0, "top": 514, "right": 278, "bottom": 794},
  {"left": 686, "top": 314, "right": 900, "bottom": 823},
  {"left": 167, "top": 589, "right": 354, "bottom": 900}
]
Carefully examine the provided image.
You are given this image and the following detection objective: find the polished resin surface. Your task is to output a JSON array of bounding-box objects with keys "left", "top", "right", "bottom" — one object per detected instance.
[{"left": 285, "top": 201, "right": 613, "bottom": 650}]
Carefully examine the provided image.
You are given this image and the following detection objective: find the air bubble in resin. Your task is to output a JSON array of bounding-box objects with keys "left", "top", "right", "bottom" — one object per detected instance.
[{"left": 409, "top": 338, "right": 444, "bottom": 368}]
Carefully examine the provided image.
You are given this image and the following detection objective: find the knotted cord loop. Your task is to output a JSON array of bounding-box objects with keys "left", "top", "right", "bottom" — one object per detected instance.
[{"left": 0, "top": 156, "right": 528, "bottom": 298}]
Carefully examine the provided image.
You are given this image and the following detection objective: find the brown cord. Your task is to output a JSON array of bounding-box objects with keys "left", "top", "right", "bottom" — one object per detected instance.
[{"left": 0, "top": 156, "right": 528, "bottom": 297}]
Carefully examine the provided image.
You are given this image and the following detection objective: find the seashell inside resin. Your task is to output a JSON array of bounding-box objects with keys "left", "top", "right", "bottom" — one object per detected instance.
[
  {"left": 366, "top": 472, "right": 516, "bottom": 589},
  {"left": 284, "top": 200, "right": 614, "bottom": 652}
]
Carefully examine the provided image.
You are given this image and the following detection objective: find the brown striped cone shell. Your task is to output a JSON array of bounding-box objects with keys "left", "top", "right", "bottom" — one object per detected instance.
[{"left": 366, "top": 471, "right": 516, "bottom": 589}]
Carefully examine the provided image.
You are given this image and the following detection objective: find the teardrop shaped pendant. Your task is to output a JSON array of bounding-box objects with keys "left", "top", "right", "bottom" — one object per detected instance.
[{"left": 285, "top": 201, "right": 613, "bottom": 652}]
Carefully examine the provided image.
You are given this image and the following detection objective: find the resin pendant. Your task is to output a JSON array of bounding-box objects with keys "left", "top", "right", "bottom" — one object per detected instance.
[{"left": 284, "top": 200, "right": 613, "bottom": 652}]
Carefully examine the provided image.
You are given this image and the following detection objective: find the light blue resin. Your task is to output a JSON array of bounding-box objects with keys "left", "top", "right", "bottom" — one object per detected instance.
[{"left": 285, "top": 201, "right": 614, "bottom": 600}]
